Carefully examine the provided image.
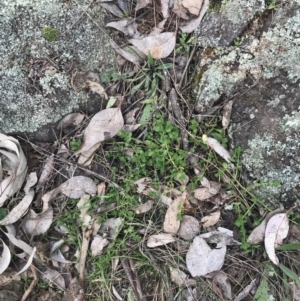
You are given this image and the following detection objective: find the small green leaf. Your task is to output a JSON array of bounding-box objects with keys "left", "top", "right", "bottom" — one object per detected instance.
[
  {"left": 279, "top": 264, "right": 300, "bottom": 287},
  {"left": 277, "top": 243, "right": 300, "bottom": 251},
  {"left": 156, "top": 63, "right": 173, "bottom": 70},
  {"left": 254, "top": 277, "right": 268, "bottom": 301},
  {"left": 139, "top": 104, "right": 154, "bottom": 125},
  {"left": 130, "top": 79, "right": 146, "bottom": 95},
  {"left": 106, "top": 96, "right": 117, "bottom": 109},
  {"left": 140, "top": 98, "right": 156, "bottom": 104}
]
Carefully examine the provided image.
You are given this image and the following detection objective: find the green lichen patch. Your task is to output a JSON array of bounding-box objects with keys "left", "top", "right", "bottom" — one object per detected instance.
[{"left": 42, "top": 26, "right": 59, "bottom": 42}]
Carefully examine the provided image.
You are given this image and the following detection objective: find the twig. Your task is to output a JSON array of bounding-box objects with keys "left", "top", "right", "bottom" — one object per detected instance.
[
  {"left": 21, "top": 265, "right": 37, "bottom": 301},
  {"left": 79, "top": 228, "right": 92, "bottom": 285}
]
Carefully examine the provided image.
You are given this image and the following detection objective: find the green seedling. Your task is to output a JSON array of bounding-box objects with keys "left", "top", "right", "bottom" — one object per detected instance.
[
  {"left": 70, "top": 139, "right": 82, "bottom": 151},
  {"left": 176, "top": 32, "right": 195, "bottom": 54}
]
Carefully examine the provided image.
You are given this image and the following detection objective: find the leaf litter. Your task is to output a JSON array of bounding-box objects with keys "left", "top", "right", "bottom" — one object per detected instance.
[{"left": 1, "top": 0, "right": 297, "bottom": 299}]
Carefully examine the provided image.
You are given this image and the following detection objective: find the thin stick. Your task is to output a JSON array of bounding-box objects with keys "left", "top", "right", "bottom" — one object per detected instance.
[{"left": 21, "top": 265, "right": 37, "bottom": 301}]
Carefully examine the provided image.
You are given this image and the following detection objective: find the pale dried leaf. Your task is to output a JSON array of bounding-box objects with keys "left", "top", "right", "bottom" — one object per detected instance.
[
  {"left": 213, "top": 272, "right": 232, "bottom": 300},
  {"left": 23, "top": 207, "right": 53, "bottom": 237},
  {"left": 86, "top": 80, "right": 108, "bottom": 99},
  {"left": 42, "top": 176, "right": 97, "bottom": 211},
  {"left": 173, "top": 0, "right": 188, "bottom": 19},
  {"left": 201, "top": 211, "right": 221, "bottom": 228},
  {"left": 112, "top": 286, "right": 123, "bottom": 301},
  {"left": 111, "top": 40, "right": 145, "bottom": 64},
  {"left": 39, "top": 267, "right": 65, "bottom": 289},
  {"left": 147, "top": 233, "right": 175, "bottom": 248},
  {"left": 124, "top": 108, "right": 140, "bottom": 124},
  {"left": 234, "top": 278, "right": 257, "bottom": 301},
  {"left": 265, "top": 213, "right": 289, "bottom": 265},
  {"left": 180, "top": 0, "right": 209, "bottom": 33},
  {"left": 51, "top": 250, "right": 71, "bottom": 264},
  {"left": 177, "top": 215, "right": 200, "bottom": 240},
  {"left": 57, "top": 113, "right": 85, "bottom": 131},
  {"left": 5, "top": 233, "right": 40, "bottom": 260},
  {"left": 76, "top": 108, "right": 124, "bottom": 156},
  {"left": 99, "top": 218, "right": 123, "bottom": 240},
  {"left": 98, "top": 2, "right": 124, "bottom": 17},
  {"left": 24, "top": 172, "right": 38, "bottom": 194},
  {"left": 180, "top": 0, "right": 203, "bottom": 15},
  {"left": 200, "top": 227, "right": 241, "bottom": 246},
  {"left": 170, "top": 266, "right": 196, "bottom": 287},
  {"left": 133, "top": 200, "right": 154, "bottom": 214},
  {"left": 193, "top": 187, "right": 214, "bottom": 201},
  {"left": 136, "top": 0, "right": 152, "bottom": 11},
  {"left": 0, "top": 239, "right": 11, "bottom": 274},
  {"left": 160, "top": 0, "right": 170, "bottom": 18},
  {"left": 77, "top": 194, "right": 91, "bottom": 230},
  {"left": 77, "top": 142, "right": 101, "bottom": 166},
  {"left": 203, "top": 135, "right": 231, "bottom": 164},
  {"left": 186, "top": 235, "right": 226, "bottom": 277},
  {"left": 247, "top": 207, "right": 284, "bottom": 244},
  {"left": 222, "top": 100, "right": 233, "bottom": 130},
  {"left": 134, "top": 178, "right": 156, "bottom": 195},
  {"left": 289, "top": 280, "right": 300, "bottom": 301},
  {"left": 163, "top": 192, "right": 186, "bottom": 234},
  {"left": 123, "top": 124, "right": 141, "bottom": 132},
  {"left": 106, "top": 19, "right": 141, "bottom": 38},
  {"left": 0, "top": 134, "right": 27, "bottom": 207},
  {"left": 129, "top": 32, "right": 176, "bottom": 59},
  {"left": 15, "top": 247, "right": 36, "bottom": 276},
  {"left": 90, "top": 235, "right": 109, "bottom": 257},
  {"left": 0, "top": 189, "right": 34, "bottom": 226}
]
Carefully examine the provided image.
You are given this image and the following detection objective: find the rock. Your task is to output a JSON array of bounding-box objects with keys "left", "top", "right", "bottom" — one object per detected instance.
[
  {"left": 197, "top": 0, "right": 265, "bottom": 48},
  {"left": 177, "top": 215, "right": 200, "bottom": 240},
  {"left": 0, "top": 0, "right": 116, "bottom": 141},
  {"left": 194, "top": 0, "right": 300, "bottom": 207}
]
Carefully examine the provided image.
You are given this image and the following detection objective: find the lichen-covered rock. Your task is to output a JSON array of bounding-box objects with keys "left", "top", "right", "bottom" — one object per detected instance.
[
  {"left": 195, "top": 0, "right": 300, "bottom": 207},
  {"left": 197, "top": 0, "right": 265, "bottom": 48},
  {"left": 0, "top": 0, "right": 116, "bottom": 141}
]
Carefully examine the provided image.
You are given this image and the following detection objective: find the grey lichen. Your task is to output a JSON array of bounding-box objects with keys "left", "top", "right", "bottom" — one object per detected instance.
[
  {"left": 0, "top": 0, "right": 116, "bottom": 135},
  {"left": 220, "top": 0, "right": 265, "bottom": 25},
  {"left": 195, "top": 0, "right": 300, "bottom": 112}
]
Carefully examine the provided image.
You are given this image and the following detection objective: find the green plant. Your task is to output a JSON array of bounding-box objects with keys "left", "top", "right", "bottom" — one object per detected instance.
[
  {"left": 42, "top": 26, "right": 59, "bottom": 42},
  {"left": 234, "top": 37, "right": 241, "bottom": 46},
  {"left": 176, "top": 33, "right": 195, "bottom": 54},
  {"left": 128, "top": 52, "right": 173, "bottom": 97},
  {"left": 70, "top": 138, "right": 82, "bottom": 151},
  {"left": 268, "top": 0, "right": 277, "bottom": 10}
]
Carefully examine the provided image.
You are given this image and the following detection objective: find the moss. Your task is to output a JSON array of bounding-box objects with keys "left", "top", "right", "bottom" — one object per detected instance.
[{"left": 42, "top": 26, "right": 59, "bottom": 42}]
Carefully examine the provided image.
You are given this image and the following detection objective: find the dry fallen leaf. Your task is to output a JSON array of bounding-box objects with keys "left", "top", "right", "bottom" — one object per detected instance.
[
  {"left": 193, "top": 187, "right": 215, "bottom": 201},
  {"left": 180, "top": 0, "right": 209, "bottom": 33},
  {"left": 186, "top": 235, "right": 226, "bottom": 277},
  {"left": 90, "top": 235, "right": 109, "bottom": 257},
  {"left": 203, "top": 135, "right": 232, "bottom": 164},
  {"left": 147, "top": 233, "right": 176, "bottom": 248},
  {"left": 106, "top": 19, "right": 141, "bottom": 38},
  {"left": 1, "top": 193, "right": 34, "bottom": 227},
  {"left": 234, "top": 278, "right": 257, "bottom": 301},
  {"left": 99, "top": 218, "right": 123, "bottom": 240},
  {"left": 0, "top": 134, "right": 27, "bottom": 206},
  {"left": 163, "top": 192, "right": 186, "bottom": 234},
  {"left": 213, "top": 272, "right": 232, "bottom": 300},
  {"left": 57, "top": 113, "right": 85, "bottom": 132},
  {"left": 170, "top": 266, "right": 197, "bottom": 287},
  {"left": 201, "top": 211, "right": 221, "bottom": 228},
  {"left": 0, "top": 239, "right": 11, "bottom": 274},
  {"left": 42, "top": 176, "right": 97, "bottom": 212},
  {"left": 247, "top": 207, "right": 284, "bottom": 244},
  {"left": 39, "top": 266, "right": 65, "bottom": 289},
  {"left": 222, "top": 100, "right": 233, "bottom": 130},
  {"left": 136, "top": 0, "right": 152, "bottom": 11},
  {"left": 265, "top": 213, "right": 289, "bottom": 265},
  {"left": 130, "top": 32, "right": 176, "bottom": 59},
  {"left": 174, "top": 0, "right": 203, "bottom": 16},
  {"left": 133, "top": 200, "right": 154, "bottom": 214},
  {"left": 23, "top": 207, "right": 54, "bottom": 237},
  {"left": 111, "top": 40, "right": 146, "bottom": 64},
  {"left": 177, "top": 215, "right": 200, "bottom": 240},
  {"left": 75, "top": 108, "right": 124, "bottom": 164}
]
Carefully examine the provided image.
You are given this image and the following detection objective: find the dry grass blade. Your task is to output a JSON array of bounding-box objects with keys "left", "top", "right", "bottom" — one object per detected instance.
[
  {"left": 21, "top": 265, "right": 37, "bottom": 301},
  {"left": 122, "top": 259, "right": 146, "bottom": 301}
]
